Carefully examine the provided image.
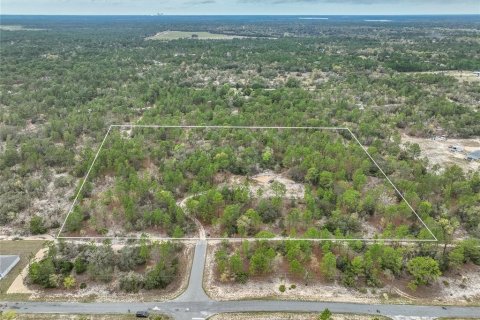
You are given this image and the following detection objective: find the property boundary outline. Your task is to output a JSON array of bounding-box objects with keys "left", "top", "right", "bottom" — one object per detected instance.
[{"left": 57, "top": 125, "right": 438, "bottom": 242}]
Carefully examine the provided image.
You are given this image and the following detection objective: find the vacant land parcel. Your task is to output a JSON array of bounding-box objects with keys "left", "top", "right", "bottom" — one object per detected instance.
[{"left": 59, "top": 126, "right": 433, "bottom": 242}]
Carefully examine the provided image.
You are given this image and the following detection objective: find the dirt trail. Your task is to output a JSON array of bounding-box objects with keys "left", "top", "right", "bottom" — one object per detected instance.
[{"left": 177, "top": 194, "right": 206, "bottom": 239}]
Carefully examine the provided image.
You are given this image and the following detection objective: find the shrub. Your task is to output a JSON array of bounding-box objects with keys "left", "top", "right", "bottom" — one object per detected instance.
[
  {"left": 234, "top": 271, "right": 249, "bottom": 284},
  {"left": 144, "top": 259, "right": 178, "bottom": 290},
  {"left": 279, "top": 284, "right": 286, "bottom": 292},
  {"left": 28, "top": 258, "right": 57, "bottom": 288},
  {"left": 65, "top": 206, "right": 84, "bottom": 232},
  {"left": 29, "top": 216, "right": 47, "bottom": 235},
  {"left": 55, "top": 259, "right": 74, "bottom": 275},
  {"left": 63, "top": 275, "right": 76, "bottom": 289},
  {"left": 74, "top": 257, "right": 87, "bottom": 274},
  {"left": 319, "top": 308, "right": 332, "bottom": 320},
  {"left": 407, "top": 256, "right": 441, "bottom": 286},
  {"left": 119, "top": 272, "right": 144, "bottom": 293},
  {"left": 256, "top": 199, "right": 281, "bottom": 223}
]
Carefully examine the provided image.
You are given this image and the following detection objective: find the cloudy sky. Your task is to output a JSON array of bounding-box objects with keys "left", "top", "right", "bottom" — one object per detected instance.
[{"left": 1, "top": 0, "right": 479, "bottom": 15}]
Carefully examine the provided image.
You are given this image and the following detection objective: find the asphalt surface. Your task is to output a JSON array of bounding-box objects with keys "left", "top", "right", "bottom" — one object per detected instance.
[{"left": 2, "top": 241, "right": 480, "bottom": 320}]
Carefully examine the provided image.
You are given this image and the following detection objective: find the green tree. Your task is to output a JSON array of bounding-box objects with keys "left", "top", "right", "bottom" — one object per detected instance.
[
  {"left": 29, "top": 215, "right": 47, "bottom": 235},
  {"left": 407, "top": 256, "right": 441, "bottom": 286},
  {"left": 448, "top": 246, "right": 465, "bottom": 271},
  {"left": 65, "top": 206, "right": 83, "bottom": 232},
  {"left": 319, "top": 308, "right": 332, "bottom": 320},
  {"left": 321, "top": 252, "right": 337, "bottom": 281}
]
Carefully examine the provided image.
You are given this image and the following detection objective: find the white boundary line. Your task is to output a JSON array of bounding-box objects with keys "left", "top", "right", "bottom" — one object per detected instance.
[
  {"left": 56, "top": 125, "right": 113, "bottom": 238},
  {"left": 57, "top": 125, "right": 437, "bottom": 242},
  {"left": 346, "top": 128, "right": 437, "bottom": 241}
]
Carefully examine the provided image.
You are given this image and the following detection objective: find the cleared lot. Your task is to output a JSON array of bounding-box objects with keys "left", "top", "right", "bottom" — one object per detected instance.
[
  {"left": 402, "top": 134, "right": 480, "bottom": 172},
  {"left": 146, "top": 30, "right": 251, "bottom": 40}
]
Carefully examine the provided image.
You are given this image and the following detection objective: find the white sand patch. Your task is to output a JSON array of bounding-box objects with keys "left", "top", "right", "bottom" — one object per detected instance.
[{"left": 228, "top": 170, "right": 305, "bottom": 200}]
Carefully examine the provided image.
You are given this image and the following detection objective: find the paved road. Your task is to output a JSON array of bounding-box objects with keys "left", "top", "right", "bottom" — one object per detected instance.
[
  {"left": 2, "top": 241, "right": 480, "bottom": 319},
  {"left": 3, "top": 299, "right": 480, "bottom": 320}
]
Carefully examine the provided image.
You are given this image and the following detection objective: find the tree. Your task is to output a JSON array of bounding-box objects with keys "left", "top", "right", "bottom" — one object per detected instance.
[
  {"left": 339, "top": 189, "right": 360, "bottom": 212},
  {"left": 381, "top": 246, "right": 403, "bottom": 275},
  {"left": 290, "top": 259, "right": 304, "bottom": 276},
  {"left": 321, "top": 252, "right": 337, "bottom": 281},
  {"left": 438, "top": 217, "right": 459, "bottom": 256},
  {"left": 407, "top": 256, "right": 441, "bottom": 286},
  {"left": 461, "top": 239, "right": 480, "bottom": 264},
  {"left": 448, "top": 246, "right": 464, "bottom": 271},
  {"left": 30, "top": 215, "right": 47, "bottom": 234},
  {"left": 74, "top": 257, "right": 87, "bottom": 274},
  {"left": 28, "top": 258, "right": 57, "bottom": 288},
  {"left": 271, "top": 181, "right": 286, "bottom": 198},
  {"left": 257, "top": 199, "right": 281, "bottom": 223},
  {"left": 65, "top": 206, "right": 83, "bottom": 232},
  {"left": 237, "top": 209, "right": 261, "bottom": 236},
  {"left": 144, "top": 257, "right": 178, "bottom": 290},
  {"left": 249, "top": 246, "right": 276, "bottom": 275},
  {"left": 319, "top": 308, "right": 332, "bottom": 320}
]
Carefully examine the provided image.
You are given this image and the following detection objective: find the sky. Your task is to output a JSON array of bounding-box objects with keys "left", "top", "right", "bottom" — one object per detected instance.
[{"left": 1, "top": 0, "right": 479, "bottom": 15}]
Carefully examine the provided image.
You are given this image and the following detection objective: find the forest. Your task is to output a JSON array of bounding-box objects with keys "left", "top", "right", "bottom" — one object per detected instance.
[
  {"left": 0, "top": 15, "right": 479, "bottom": 294},
  {"left": 62, "top": 127, "right": 432, "bottom": 241}
]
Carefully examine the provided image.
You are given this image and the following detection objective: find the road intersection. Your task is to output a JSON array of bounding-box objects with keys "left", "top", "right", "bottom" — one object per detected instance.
[{"left": 2, "top": 240, "right": 480, "bottom": 319}]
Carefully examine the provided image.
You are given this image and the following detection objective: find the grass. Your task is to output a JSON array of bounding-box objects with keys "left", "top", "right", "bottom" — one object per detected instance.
[
  {"left": 0, "top": 240, "right": 46, "bottom": 295},
  {"left": 146, "top": 30, "right": 251, "bottom": 41}
]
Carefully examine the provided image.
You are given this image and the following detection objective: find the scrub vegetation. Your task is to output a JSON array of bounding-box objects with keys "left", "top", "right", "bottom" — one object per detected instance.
[{"left": 0, "top": 15, "right": 479, "bottom": 299}]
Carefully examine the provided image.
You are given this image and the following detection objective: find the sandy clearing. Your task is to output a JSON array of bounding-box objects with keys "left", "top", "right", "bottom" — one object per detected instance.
[
  {"left": 436, "top": 266, "right": 480, "bottom": 303},
  {"left": 229, "top": 170, "right": 305, "bottom": 200},
  {"left": 401, "top": 134, "right": 480, "bottom": 172}
]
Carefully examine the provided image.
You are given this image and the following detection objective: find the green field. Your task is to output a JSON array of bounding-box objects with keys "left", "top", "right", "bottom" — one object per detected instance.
[
  {"left": 0, "top": 240, "right": 45, "bottom": 294},
  {"left": 146, "top": 30, "right": 252, "bottom": 40}
]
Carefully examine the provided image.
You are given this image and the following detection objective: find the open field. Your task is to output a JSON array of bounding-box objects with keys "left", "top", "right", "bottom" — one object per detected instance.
[
  {"left": 0, "top": 241, "right": 45, "bottom": 295},
  {"left": 208, "top": 312, "right": 391, "bottom": 320},
  {"left": 146, "top": 31, "right": 254, "bottom": 41}
]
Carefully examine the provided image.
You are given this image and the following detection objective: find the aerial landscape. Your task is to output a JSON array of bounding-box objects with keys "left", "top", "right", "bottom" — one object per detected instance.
[{"left": 0, "top": 1, "right": 480, "bottom": 320}]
